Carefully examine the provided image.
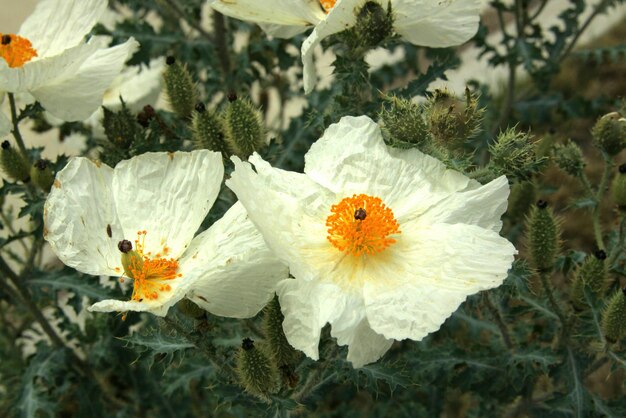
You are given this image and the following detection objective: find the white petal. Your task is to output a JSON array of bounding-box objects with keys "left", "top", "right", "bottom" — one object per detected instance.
[
  {"left": 364, "top": 222, "right": 516, "bottom": 340},
  {"left": 393, "top": 0, "right": 480, "bottom": 48},
  {"left": 101, "top": 57, "right": 165, "bottom": 111},
  {"left": 30, "top": 38, "right": 140, "bottom": 121},
  {"left": 44, "top": 158, "right": 123, "bottom": 277},
  {"left": 277, "top": 278, "right": 349, "bottom": 360},
  {"left": 112, "top": 151, "right": 223, "bottom": 259},
  {"left": 302, "top": 0, "right": 360, "bottom": 93},
  {"left": 19, "top": 0, "right": 108, "bottom": 58},
  {"left": 259, "top": 23, "right": 311, "bottom": 38},
  {"left": 208, "top": 0, "right": 324, "bottom": 27},
  {"left": 304, "top": 116, "right": 474, "bottom": 221},
  {"left": 227, "top": 155, "right": 334, "bottom": 282},
  {"left": 180, "top": 202, "right": 288, "bottom": 318},
  {"left": 344, "top": 319, "right": 393, "bottom": 368}
]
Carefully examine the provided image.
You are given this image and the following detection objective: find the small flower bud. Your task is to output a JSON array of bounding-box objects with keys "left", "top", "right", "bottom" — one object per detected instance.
[
  {"left": 592, "top": 112, "right": 626, "bottom": 156},
  {"left": 223, "top": 98, "right": 266, "bottom": 159},
  {"left": 235, "top": 338, "right": 280, "bottom": 401},
  {"left": 601, "top": 290, "right": 626, "bottom": 343},
  {"left": 553, "top": 140, "right": 584, "bottom": 177},
  {"left": 507, "top": 181, "right": 537, "bottom": 221},
  {"left": 137, "top": 105, "right": 156, "bottom": 128},
  {"left": 163, "top": 58, "right": 197, "bottom": 119},
  {"left": 379, "top": 96, "right": 430, "bottom": 149},
  {"left": 571, "top": 251, "right": 608, "bottom": 307},
  {"left": 177, "top": 298, "right": 206, "bottom": 319},
  {"left": 352, "top": 1, "right": 394, "bottom": 48},
  {"left": 525, "top": 201, "right": 560, "bottom": 271},
  {"left": 490, "top": 128, "right": 545, "bottom": 181},
  {"left": 262, "top": 296, "right": 299, "bottom": 367},
  {"left": 102, "top": 104, "right": 138, "bottom": 149},
  {"left": 191, "top": 106, "right": 229, "bottom": 157},
  {"left": 427, "top": 87, "right": 484, "bottom": 148},
  {"left": 612, "top": 164, "right": 626, "bottom": 209},
  {"left": 118, "top": 240, "right": 132, "bottom": 253},
  {"left": 30, "top": 159, "right": 54, "bottom": 192},
  {"left": 0, "top": 141, "right": 30, "bottom": 183}
]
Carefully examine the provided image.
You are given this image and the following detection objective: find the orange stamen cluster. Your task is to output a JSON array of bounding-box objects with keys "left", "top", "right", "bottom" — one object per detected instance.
[
  {"left": 326, "top": 194, "right": 400, "bottom": 256},
  {"left": 320, "top": 0, "right": 336, "bottom": 13},
  {"left": 126, "top": 231, "right": 181, "bottom": 302},
  {"left": 0, "top": 34, "right": 37, "bottom": 68}
]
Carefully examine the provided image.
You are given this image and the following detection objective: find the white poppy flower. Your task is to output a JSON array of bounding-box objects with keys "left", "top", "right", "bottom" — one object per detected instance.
[
  {"left": 208, "top": 0, "right": 480, "bottom": 93},
  {"left": 44, "top": 150, "right": 288, "bottom": 317},
  {"left": 227, "top": 116, "right": 516, "bottom": 367},
  {"left": 0, "top": 0, "right": 139, "bottom": 122}
]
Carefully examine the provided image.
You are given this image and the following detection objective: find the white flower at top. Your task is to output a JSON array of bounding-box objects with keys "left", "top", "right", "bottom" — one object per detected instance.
[
  {"left": 227, "top": 116, "right": 516, "bottom": 367},
  {"left": 208, "top": 0, "right": 480, "bottom": 93},
  {"left": 44, "top": 150, "right": 288, "bottom": 317},
  {"left": 0, "top": 0, "right": 138, "bottom": 122}
]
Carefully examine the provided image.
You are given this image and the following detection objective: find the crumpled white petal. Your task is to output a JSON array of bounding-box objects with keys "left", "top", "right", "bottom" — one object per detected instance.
[
  {"left": 209, "top": 0, "right": 324, "bottom": 27},
  {"left": 112, "top": 150, "right": 223, "bottom": 259},
  {"left": 181, "top": 202, "right": 288, "bottom": 318}
]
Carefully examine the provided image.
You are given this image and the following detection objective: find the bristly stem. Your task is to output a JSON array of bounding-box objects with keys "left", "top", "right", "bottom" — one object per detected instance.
[
  {"left": 8, "top": 93, "right": 28, "bottom": 157},
  {"left": 483, "top": 292, "right": 514, "bottom": 350},
  {"left": 538, "top": 270, "right": 568, "bottom": 338},
  {"left": 212, "top": 10, "right": 233, "bottom": 89}
]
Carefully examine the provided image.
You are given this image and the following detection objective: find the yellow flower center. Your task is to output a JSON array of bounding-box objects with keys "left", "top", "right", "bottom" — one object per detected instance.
[
  {"left": 326, "top": 194, "right": 400, "bottom": 256},
  {"left": 320, "top": 0, "right": 336, "bottom": 13},
  {"left": 0, "top": 34, "right": 37, "bottom": 68},
  {"left": 120, "top": 231, "right": 181, "bottom": 302}
]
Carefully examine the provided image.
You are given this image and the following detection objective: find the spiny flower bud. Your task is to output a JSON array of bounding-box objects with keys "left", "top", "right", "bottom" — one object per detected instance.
[
  {"left": 571, "top": 250, "right": 608, "bottom": 307},
  {"left": 427, "top": 87, "right": 484, "bottom": 148},
  {"left": 612, "top": 164, "right": 626, "bottom": 209},
  {"left": 601, "top": 289, "right": 626, "bottom": 343},
  {"left": 102, "top": 104, "right": 138, "bottom": 149},
  {"left": 352, "top": 1, "right": 394, "bottom": 48},
  {"left": 592, "top": 112, "right": 626, "bottom": 156},
  {"left": 0, "top": 141, "right": 30, "bottom": 182},
  {"left": 525, "top": 200, "right": 560, "bottom": 271},
  {"left": 163, "top": 56, "right": 197, "bottom": 119},
  {"left": 177, "top": 298, "right": 206, "bottom": 319},
  {"left": 223, "top": 97, "right": 266, "bottom": 159},
  {"left": 30, "top": 159, "right": 54, "bottom": 192},
  {"left": 507, "top": 181, "right": 537, "bottom": 221},
  {"left": 235, "top": 338, "right": 279, "bottom": 401},
  {"left": 262, "top": 296, "right": 299, "bottom": 367},
  {"left": 490, "top": 128, "right": 544, "bottom": 181},
  {"left": 191, "top": 105, "right": 229, "bottom": 157},
  {"left": 553, "top": 140, "right": 584, "bottom": 177},
  {"left": 379, "top": 95, "right": 430, "bottom": 149}
]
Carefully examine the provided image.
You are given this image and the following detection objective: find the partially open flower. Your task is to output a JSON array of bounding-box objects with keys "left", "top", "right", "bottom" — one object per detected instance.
[
  {"left": 227, "top": 116, "right": 516, "bottom": 367},
  {"left": 0, "top": 0, "right": 139, "bottom": 122},
  {"left": 44, "top": 151, "right": 287, "bottom": 317},
  {"left": 208, "top": 0, "right": 480, "bottom": 93}
]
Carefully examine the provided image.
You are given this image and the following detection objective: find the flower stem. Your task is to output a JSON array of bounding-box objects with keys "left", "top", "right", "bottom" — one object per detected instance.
[
  {"left": 483, "top": 292, "right": 514, "bottom": 350},
  {"left": 538, "top": 270, "right": 568, "bottom": 338},
  {"left": 7, "top": 93, "right": 28, "bottom": 157}
]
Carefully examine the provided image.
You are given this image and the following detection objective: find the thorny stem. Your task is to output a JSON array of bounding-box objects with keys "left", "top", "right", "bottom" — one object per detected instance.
[
  {"left": 8, "top": 93, "right": 28, "bottom": 157},
  {"left": 559, "top": 0, "right": 614, "bottom": 62},
  {"left": 0, "top": 210, "right": 29, "bottom": 254},
  {"left": 607, "top": 213, "right": 625, "bottom": 268},
  {"left": 538, "top": 270, "right": 568, "bottom": 339},
  {"left": 291, "top": 344, "right": 339, "bottom": 404},
  {"left": 212, "top": 10, "right": 233, "bottom": 89},
  {"left": 483, "top": 292, "right": 514, "bottom": 350},
  {"left": 577, "top": 152, "right": 613, "bottom": 251}
]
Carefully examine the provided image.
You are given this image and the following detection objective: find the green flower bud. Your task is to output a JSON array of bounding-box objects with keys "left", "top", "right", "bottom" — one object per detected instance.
[
  {"left": 601, "top": 289, "right": 626, "bottom": 343},
  {"left": 507, "top": 181, "right": 537, "bottom": 221},
  {"left": 591, "top": 112, "right": 626, "bottom": 156},
  {"left": 177, "top": 298, "right": 206, "bottom": 319},
  {"left": 0, "top": 141, "right": 30, "bottom": 183},
  {"left": 571, "top": 250, "right": 608, "bottom": 308},
  {"left": 525, "top": 200, "right": 560, "bottom": 271},
  {"left": 235, "top": 338, "right": 279, "bottom": 401},
  {"left": 191, "top": 103, "right": 229, "bottom": 157},
  {"left": 427, "top": 87, "right": 484, "bottom": 148},
  {"left": 223, "top": 97, "right": 266, "bottom": 159},
  {"left": 553, "top": 140, "right": 584, "bottom": 177},
  {"left": 102, "top": 104, "right": 138, "bottom": 149},
  {"left": 352, "top": 1, "right": 394, "bottom": 48},
  {"left": 30, "top": 159, "right": 54, "bottom": 192},
  {"left": 612, "top": 164, "right": 626, "bottom": 209},
  {"left": 490, "top": 128, "right": 545, "bottom": 181},
  {"left": 379, "top": 95, "right": 430, "bottom": 149},
  {"left": 262, "top": 296, "right": 299, "bottom": 367},
  {"left": 163, "top": 56, "right": 197, "bottom": 119}
]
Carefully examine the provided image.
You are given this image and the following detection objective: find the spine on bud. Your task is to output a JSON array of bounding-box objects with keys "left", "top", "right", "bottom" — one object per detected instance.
[
  {"left": 379, "top": 96, "right": 430, "bottom": 149},
  {"left": 571, "top": 251, "right": 608, "bottom": 307},
  {"left": 223, "top": 97, "right": 266, "bottom": 159},
  {"left": 591, "top": 112, "right": 626, "bottom": 156},
  {"left": 262, "top": 296, "right": 299, "bottom": 367},
  {"left": 191, "top": 103, "right": 229, "bottom": 156},
  {"left": 163, "top": 56, "right": 197, "bottom": 119},
  {"left": 601, "top": 289, "right": 626, "bottom": 343},
  {"left": 235, "top": 338, "right": 279, "bottom": 401},
  {"left": 553, "top": 140, "right": 584, "bottom": 177},
  {"left": 612, "top": 164, "right": 626, "bottom": 209},
  {"left": 102, "top": 105, "right": 137, "bottom": 149},
  {"left": 352, "top": 1, "right": 394, "bottom": 48},
  {"left": 525, "top": 200, "right": 560, "bottom": 271},
  {"left": 30, "top": 159, "right": 54, "bottom": 192},
  {"left": 0, "top": 141, "right": 30, "bottom": 183}
]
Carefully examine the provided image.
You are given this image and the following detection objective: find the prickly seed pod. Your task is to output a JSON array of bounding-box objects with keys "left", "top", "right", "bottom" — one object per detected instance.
[
  {"left": 352, "top": 1, "right": 394, "bottom": 48},
  {"left": 235, "top": 338, "right": 280, "bottom": 401},
  {"left": 553, "top": 140, "right": 584, "bottom": 177},
  {"left": 525, "top": 200, "right": 561, "bottom": 271},
  {"left": 427, "top": 87, "right": 484, "bottom": 148},
  {"left": 163, "top": 56, "right": 197, "bottom": 119},
  {"left": 191, "top": 105, "right": 229, "bottom": 157},
  {"left": 507, "top": 181, "right": 537, "bottom": 221},
  {"left": 601, "top": 289, "right": 626, "bottom": 343},
  {"left": 490, "top": 128, "right": 543, "bottom": 181},
  {"left": 30, "top": 159, "right": 54, "bottom": 192},
  {"left": 262, "top": 296, "right": 299, "bottom": 367},
  {"left": 571, "top": 250, "right": 608, "bottom": 308},
  {"left": 379, "top": 95, "right": 430, "bottom": 149},
  {"left": 0, "top": 140, "right": 30, "bottom": 183},
  {"left": 612, "top": 164, "right": 626, "bottom": 210},
  {"left": 177, "top": 298, "right": 206, "bottom": 319},
  {"left": 592, "top": 112, "right": 626, "bottom": 156},
  {"left": 223, "top": 97, "right": 266, "bottom": 159}
]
